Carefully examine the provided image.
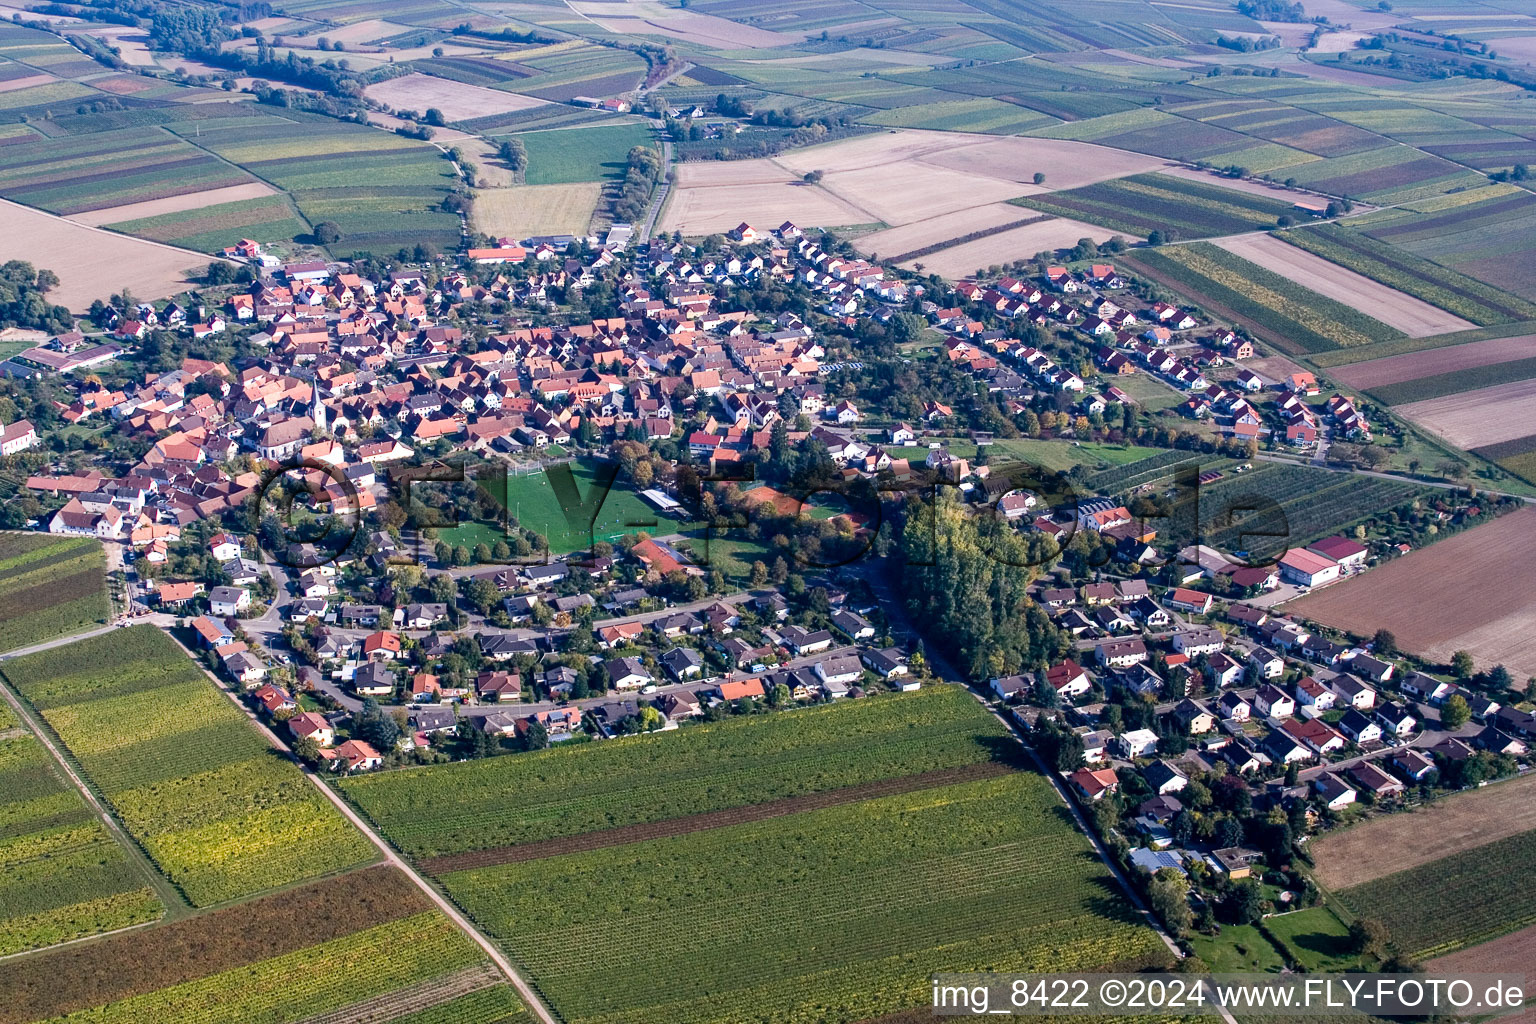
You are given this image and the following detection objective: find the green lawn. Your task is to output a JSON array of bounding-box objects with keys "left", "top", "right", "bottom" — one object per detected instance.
[
  {"left": 990, "top": 439, "right": 1164, "bottom": 471},
  {"left": 1190, "top": 924, "right": 1287, "bottom": 973},
  {"left": 1111, "top": 371, "right": 1186, "bottom": 412},
  {"left": 520, "top": 122, "right": 656, "bottom": 185},
  {"left": 1264, "top": 906, "right": 1360, "bottom": 972}
]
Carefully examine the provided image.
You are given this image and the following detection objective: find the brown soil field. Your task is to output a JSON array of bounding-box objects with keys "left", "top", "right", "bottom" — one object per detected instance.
[
  {"left": 1310, "top": 773, "right": 1536, "bottom": 889},
  {"left": 0, "top": 866, "right": 425, "bottom": 1024},
  {"left": 0, "top": 73, "right": 54, "bottom": 93},
  {"left": 470, "top": 182, "right": 602, "bottom": 239},
  {"left": 658, "top": 177, "right": 870, "bottom": 236},
  {"left": 1213, "top": 232, "right": 1475, "bottom": 338},
  {"left": 673, "top": 159, "right": 796, "bottom": 187},
  {"left": 903, "top": 217, "right": 1140, "bottom": 279},
  {"left": 852, "top": 203, "right": 1039, "bottom": 259},
  {"left": 423, "top": 762, "right": 1013, "bottom": 875},
  {"left": 811, "top": 161, "right": 1034, "bottom": 227},
  {"left": 915, "top": 135, "right": 1173, "bottom": 190},
  {"left": 66, "top": 182, "right": 278, "bottom": 227},
  {"left": 1396, "top": 378, "right": 1536, "bottom": 448},
  {"left": 0, "top": 199, "right": 215, "bottom": 311},
  {"left": 1286, "top": 506, "right": 1536, "bottom": 678},
  {"left": 1332, "top": 334, "right": 1536, "bottom": 390},
  {"left": 363, "top": 73, "right": 546, "bottom": 122},
  {"left": 1429, "top": 920, "right": 1536, "bottom": 975},
  {"left": 582, "top": 3, "right": 805, "bottom": 48}
]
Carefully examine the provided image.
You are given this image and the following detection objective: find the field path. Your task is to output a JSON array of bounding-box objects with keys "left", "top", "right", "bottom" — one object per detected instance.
[{"left": 158, "top": 628, "right": 561, "bottom": 1024}]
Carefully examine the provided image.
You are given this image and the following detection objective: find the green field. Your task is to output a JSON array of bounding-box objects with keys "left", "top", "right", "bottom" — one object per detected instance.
[
  {"left": 440, "top": 458, "right": 666, "bottom": 556},
  {"left": 342, "top": 686, "right": 1164, "bottom": 1024},
  {"left": 1127, "top": 242, "right": 1404, "bottom": 354},
  {"left": 1358, "top": 184, "right": 1536, "bottom": 303},
  {"left": 520, "top": 122, "right": 656, "bottom": 185},
  {"left": 0, "top": 728, "right": 161, "bottom": 956},
  {"left": 1263, "top": 907, "right": 1360, "bottom": 973},
  {"left": 108, "top": 195, "right": 310, "bottom": 254},
  {"left": 1335, "top": 828, "right": 1536, "bottom": 958},
  {"left": 0, "top": 534, "right": 110, "bottom": 655},
  {"left": 0, "top": 627, "right": 376, "bottom": 907},
  {"left": 1015, "top": 172, "right": 1300, "bottom": 240}
]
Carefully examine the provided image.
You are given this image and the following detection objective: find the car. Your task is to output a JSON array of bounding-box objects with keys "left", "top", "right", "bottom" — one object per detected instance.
[{"left": 640, "top": 684, "right": 658, "bottom": 694}]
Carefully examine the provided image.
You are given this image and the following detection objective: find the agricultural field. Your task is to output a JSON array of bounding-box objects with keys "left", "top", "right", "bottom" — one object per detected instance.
[
  {"left": 0, "top": 866, "right": 531, "bottom": 1024},
  {"left": 1127, "top": 242, "right": 1404, "bottom": 355},
  {"left": 340, "top": 686, "right": 1009, "bottom": 861},
  {"left": 1428, "top": 922, "right": 1536, "bottom": 980},
  {"left": 1311, "top": 773, "right": 1536, "bottom": 891},
  {"left": 902, "top": 216, "right": 1136, "bottom": 279},
  {"left": 104, "top": 194, "right": 311, "bottom": 255},
  {"left": 1335, "top": 827, "right": 1536, "bottom": 958},
  {"left": 470, "top": 183, "right": 603, "bottom": 240},
  {"left": 64, "top": 183, "right": 278, "bottom": 229},
  {"left": 1193, "top": 463, "right": 1425, "bottom": 557},
  {"left": 0, "top": 626, "right": 377, "bottom": 906},
  {"left": 1287, "top": 506, "right": 1536, "bottom": 678},
  {"left": 1277, "top": 143, "right": 1485, "bottom": 204},
  {"left": 1278, "top": 222, "right": 1536, "bottom": 327},
  {"left": 1330, "top": 334, "right": 1536, "bottom": 392},
  {"left": 363, "top": 73, "right": 547, "bottom": 122},
  {"left": 1472, "top": 434, "right": 1536, "bottom": 485},
  {"left": 0, "top": 533, "right": 109, "bottom": 654},
  {"left": 1359, "top": 184, "right": 1536, "bottom": 302},
  {"left": 1366, "top": 355, "right": 1536, "bottom": 406},
  {"left": 520, "top": 122, "right": 656, "bottom": 186},
  {"left": 343, "top": 686, "right": 1165, "bottom": 1024},
  {"left": 1211, "top": 233, "right": 1475, "bottom": 339},
  {"left": 1014, "top": 173, "right": 1300, "bottom": 240},
  {"left": 0, "top": 728, "right": 162, "bottom": 956},
  {"left": 1395, "top": 378, "right": 1536, "bottom": 450},
  {"left": 852, "top": 203, "right": 1043, "bottom": 262}
]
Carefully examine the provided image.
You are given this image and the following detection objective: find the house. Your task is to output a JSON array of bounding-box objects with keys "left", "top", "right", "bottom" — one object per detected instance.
[
  {"left": 254, "top": 683, "right": 295, "bottom": 715},
  {"left": 1045, "top": 659, "right": 1091, "bottom": 699},
  {"left": 1068, "top": 766, "right": 1120, "bottom": 801},
  {"left": 1330, "top": 674, "right": 1376, "bottom": 710},
  {"left": 1399, "top": 671, "right": 1456, "bottom": 704},
  {"left": 831, "top": 609, "right": 875, "bottom": 641},
  {"left": 604, "top": 656, "right": 652, "bottom": 690},
  {"left": 362, "top": 631, "right": 402, "bottom": 660},
  {"left": 814, "top": 654, "right": 863, "bottom": 687},
  {"left": 288, "top": 711, "right": 334, "bottom": 747},
  {"left": 597, "top": 621, "right": 645, "bottom": 648},
  {"left": 1313, "top": 771, "right": 1357, "bottom": 811},
  {"left": 1143, "top": 760, "right": 1188, "bottom": 795},
  {"left": 402, "top": 603, "right": 448, "bottom": 629},
  {"left": 476, "top": 670, "right": 522, "bottom": 702},
  {"left": 1097, "top": 638, "right": 1148, "bottom": 669},
  {"left": 1081, "top": 730, "right": 1112, "bottom": 764},
  {"left": 1281, "top": 716, "right": 1345, "bottom": 756},
  {"left": 717, "top": 677, "right": 766, "bottom": 702},
  {"left": 1259, "top": 729, "right": 1313, "bottom": 765},
  {"left": 780, "top": 625, "right": 833, "bottom": 656},
  {"left": 1165, "top": 587, "right": 1213, "bottom": 614},
  {"left": 1217, "top": 691, "right": 1251, "bottom": 722},
  {"left": 352, "top": 661, "right": 395, "bottom": 697},
  {"left": 991, "top": 674, "right": 1032, "bottom": 701},
  {"left": 208, "top": 586, "right": 250, "bottom": 617},
  {"left": 1254, "top": 684, "right": 1295, "bottom": 719},
  {"left": 1391, "top": 748, "right": 1436, "bottom": 782},
  {"left": 1375, "top": 701, "right": 1417, "bottom": 737},
  {"left": 1171, "top": 698, "right": 1215, "bottom": 735},
  {"left": 1278, "top": 548, "right": 1340, "bottom": 587},
  {"left": 861, "top": 647, "right": 908, "bottom": 679},
  {"left": 1294, "top": 676, "right": 1337, "bottom": 712},
  {"left": 1248, "top": 647, "right": 1284, "bottom": 680},
  {"left": 660, "top": 646, "right": 704, "bottom": 681},
  {"left": 1205, "top": 651, "right": 1244, "bottom": 689},
  {"left": 190, "top": 615, "right": 234, "bottom": 649},
  {"left": 1172, "top": 627, "right": 1223, "bottom": 657},
  {"left": 1118, "top": 728, "right": 1160, "bottom": 759},
  {"left": 1350, "top": 654, "right": 1396, "bottom": 684},
  {"left": 1349, "top": 761, "right": 1403, "bottom": 798},
  {"left": 322, "top": 739, "right": 383, "bottom": 773}
]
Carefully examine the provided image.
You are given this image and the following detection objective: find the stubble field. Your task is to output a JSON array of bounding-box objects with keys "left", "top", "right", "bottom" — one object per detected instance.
[
  {"left": 1286, "top": 506, "right": 1536, "bottom": 677},
  {"left": 470, "top": 182, "right": 602, "bottom": 238},
  {"left": 1395, "top": 377, "right": 1536, "bottom": 448},
  {"left": 363, "top": 73, "right": 547, "bottom": 122}
]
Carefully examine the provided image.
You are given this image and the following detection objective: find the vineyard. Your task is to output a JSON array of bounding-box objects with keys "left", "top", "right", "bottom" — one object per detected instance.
[
  {"left": 441, "top": 771, "right": 1166, "bottom": 1024},
  {"left": 0, "top": 534, "right": 110, "bottom": 654},
  {"left": 1335, "top": 829, "right": 1536, "bottom": 958},
  {"left": 0, "top": 731, "right": 162, "bottom": 956},
  {"left": 0, "top": 626, "right": 376, "bottom": 906},
  {"left": 340, "top": 686, "right": 1014, "bottom": 859}
]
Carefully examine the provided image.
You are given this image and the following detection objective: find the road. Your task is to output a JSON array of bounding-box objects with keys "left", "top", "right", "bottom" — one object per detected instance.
[
  {"left": 160, "top": 629, "right": 560, "bottom": 1024},
  {"left": 0, "top": 621, "right": 121, "bottom": 663},
  {"left": 640, "top": 138, "right": 673, "bottom": 240}
]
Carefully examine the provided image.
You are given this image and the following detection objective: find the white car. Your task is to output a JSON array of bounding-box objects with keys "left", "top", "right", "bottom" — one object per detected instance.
[{"left": 640, "top": 684, "right": 657, "bottom": 694}]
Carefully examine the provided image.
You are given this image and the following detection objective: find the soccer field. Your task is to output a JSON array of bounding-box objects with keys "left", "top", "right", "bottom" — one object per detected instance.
[{"left": 441, "top": 459, "right": 666, "bottom": 556}]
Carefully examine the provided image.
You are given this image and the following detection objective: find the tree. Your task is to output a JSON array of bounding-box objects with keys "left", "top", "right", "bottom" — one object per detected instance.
[
  {"left": 1228, "top": 879, "right": 1265, "bottom": 925},
  {"left": 353, "top": 699, "right": 400, "bottom": 751},
  {"left": 1349, "top": 917, "right": 1390, "bottom": 958},
  {"left": 522, "top": 719, "right": 548, "bottom": 751},
  {"left": 1147, "top": 868, "right": 1192, "bottom": 936},
  {"left": 1372, "top": 629, "right": 1398, "bottom": 657},
  {"left": 1033, "top": 171, "right": 1045, "bottom": 185},
  {"left": 498, "top": 137, "right": 527, "bottom": 172},
  {"left": 423, "top": 107, "right": 446, "bottom": 127},
  {"left": 313, "top": 221, "right": 341, "bottom": 245},
  {"left": 1440, "top": 693, "right": 1470, "bottom": 731},
  {"left": 1451, "top": 650, "right": 1475, "bottom": 678}
]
